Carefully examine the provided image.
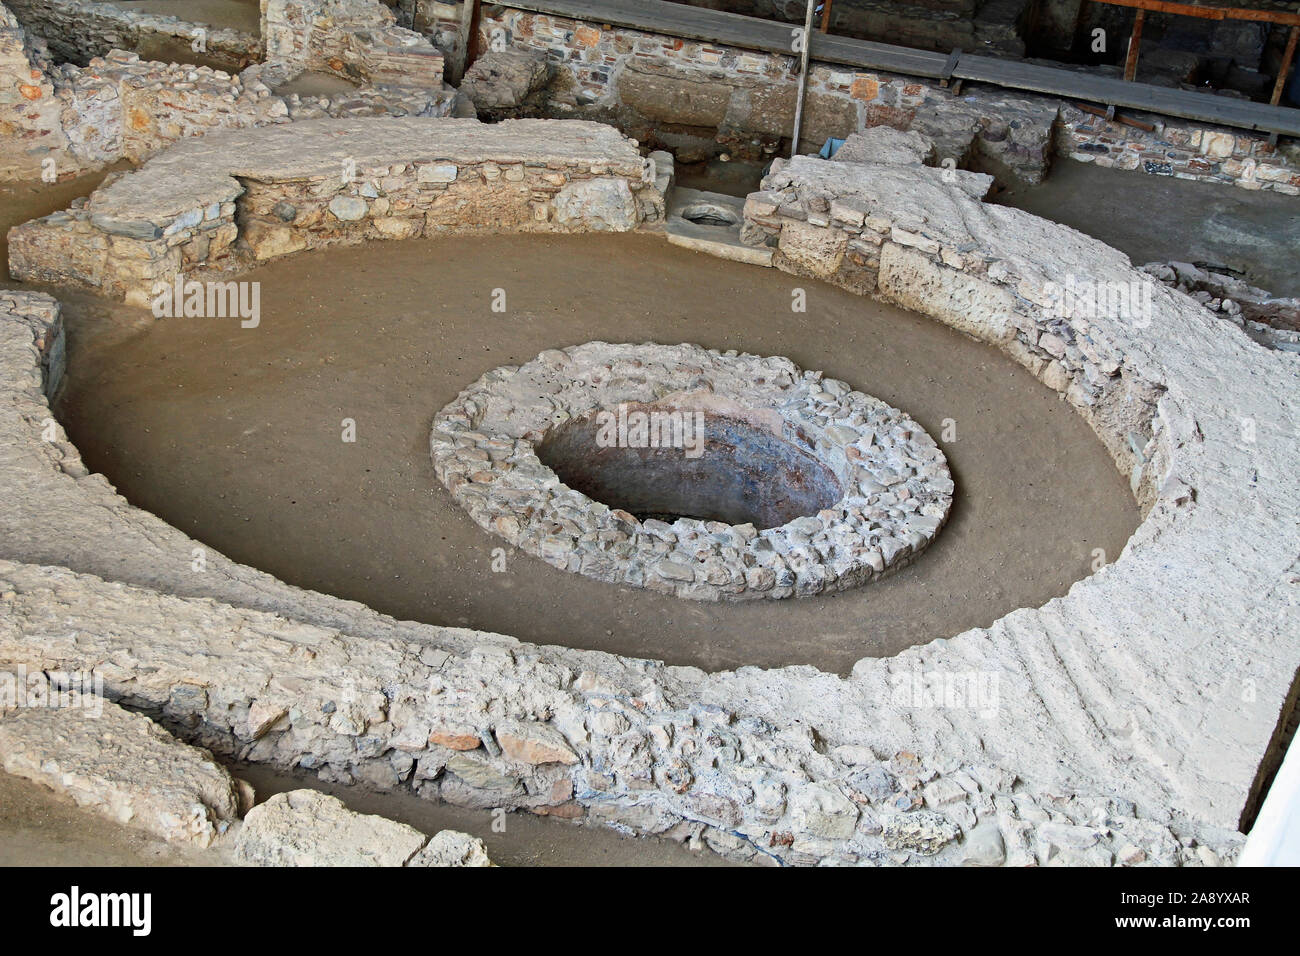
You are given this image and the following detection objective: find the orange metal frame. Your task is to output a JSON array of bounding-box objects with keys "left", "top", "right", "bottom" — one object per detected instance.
[
  {"left": 1089, "top": 0, "right": 1300, "bottom": 104},
  {"left": 821, "top": 0, "right": 1297, "bottom": 106}
]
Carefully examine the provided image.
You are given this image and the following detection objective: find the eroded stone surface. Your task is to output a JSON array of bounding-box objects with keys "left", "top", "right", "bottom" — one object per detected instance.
[
  {"left": 460, "top": 49, "right": 550, "bottom": 112},
  {"left": 0, "top": 672, "right": 243, "bottom": 846},
  {"left": 234, "top": 789, "right": 493, "bottom": 866}
]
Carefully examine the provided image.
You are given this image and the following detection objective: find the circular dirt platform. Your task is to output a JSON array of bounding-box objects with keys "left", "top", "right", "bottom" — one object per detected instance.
[{"left": 432, "top": 342, "right": 953, "bottom": 600}]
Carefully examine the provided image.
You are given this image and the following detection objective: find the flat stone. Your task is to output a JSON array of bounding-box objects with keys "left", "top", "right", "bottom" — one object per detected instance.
[
  {"left": 0, "top": 678, "right": 241, "bottom": 847},
  {"left": 496, "top": 720, "right": 579, "bottom": 766},
  {"left": 960, "top": 821, "right": 1007, "bottom": 866},
  {"left": 235, "top": 789, "right": 490, "bottom": 866},
  {"left": 328, "top": 195, "right": 369, "bottom": 221}
]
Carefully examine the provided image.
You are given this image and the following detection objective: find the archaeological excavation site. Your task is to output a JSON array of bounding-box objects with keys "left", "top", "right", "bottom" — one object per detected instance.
[{"left": 0, "top": 0, "right": 1297, "bottom": 894}]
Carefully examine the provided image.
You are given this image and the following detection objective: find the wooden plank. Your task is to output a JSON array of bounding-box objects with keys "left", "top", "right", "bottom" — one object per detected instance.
[
  {"left": 955, "top": 53, "right": 1300, "bottom": 135},
  {"left": 1089, "top": 0, "right": 1300, "bottom": 28},
  {"left": 940, "top": 46, "right": 962, "bottom": 86}
]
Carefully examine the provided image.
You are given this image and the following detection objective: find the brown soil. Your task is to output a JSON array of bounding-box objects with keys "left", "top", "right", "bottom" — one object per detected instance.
[
  {"left": 271, "top": 71, "right": 363, "bottom": 98},
  {"left": 47, "top": 232, "right": 1138, "bottom": 674},
  {"left": 0, "top": 771, "right": 210, "bottom": 866}
]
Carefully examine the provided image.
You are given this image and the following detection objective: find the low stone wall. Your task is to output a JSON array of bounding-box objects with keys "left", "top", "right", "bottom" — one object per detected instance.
[
  {"left": 264, "top": 0, "right": 444, "bottom": 88},
  {"left": 0, "top": 3, "right": 72, "bottom": 181},
  {"left": 7, "top": 117, "right": 657, "bottom": 305},
  {"left": 1, "top": 117, "right": 1296, "bottom": 866},
  {"left": 741, "top": 136, "right": 1163, "bottom": 494},
  {"left": 4, "top": 0, "right": 259, "bottom": 70},
  {"left": 1059, "top": 103, "right": 1300, "bottom": 195}
]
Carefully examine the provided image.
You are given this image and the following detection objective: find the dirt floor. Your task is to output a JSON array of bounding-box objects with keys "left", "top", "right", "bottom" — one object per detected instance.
[
  {"left": 0, "top": 771, "right": 209, "bottom": 866},
  {"left": 272, "top": 70, "right": 362, "bottom": 97},
  {"left": 37, "top": 231, "right": 1138, "bottom": 674},
  {"left": 0, "top": 766, "right": 734, "bottom": 866},
  {"left": 997, "top": 158, "right": 1300, "bottom": 297}
]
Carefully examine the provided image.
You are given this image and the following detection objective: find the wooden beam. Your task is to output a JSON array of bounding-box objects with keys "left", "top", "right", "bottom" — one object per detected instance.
[
  {"left": 467, "top": 0, "right": 484, "bottom": 70},
  {"left": 450, "top": 0, "right": 475, "bottom": 83},
  {"left": 820, "top": 0, "right": 833, "bottom": 33},
  {"left": 1089, "top": 0, "right": 1300, "bottom": 28},
  {"left": 1124, "top": 9, "right": 1145, "bottom": 83},
  {"left": 1272, "top": 25, "right": 1299, "bottom": 107},
  {"left": 940, "top": 47, "right": 961, "bottom": 87},
  {"left": 1073, "top": 100, "right": 1157, "bottom": 131}
]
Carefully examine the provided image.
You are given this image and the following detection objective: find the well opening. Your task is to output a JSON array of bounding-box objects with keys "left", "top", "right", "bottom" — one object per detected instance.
[
  {"left": 678, "top": 201, "right": 742, "bottom": 227},
  {"left": 536, "top": 407, "right": 843, "bottom": 530}
]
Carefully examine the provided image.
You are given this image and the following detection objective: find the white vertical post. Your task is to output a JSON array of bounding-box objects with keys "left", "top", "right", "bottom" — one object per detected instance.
[
  {"left": 1240, "top": 737, "right": 1300, "bottom": 866},
  {"left": 791, "top": 0, "right": 817, "bottom": 158}
]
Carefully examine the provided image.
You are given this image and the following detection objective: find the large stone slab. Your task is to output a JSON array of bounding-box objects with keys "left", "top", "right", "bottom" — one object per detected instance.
[
  {"left": 234, "top": 789, "right": 492, "bottom": 866},
  {"left": 0, "top": 673, "right": 244, "bottom": 846}
]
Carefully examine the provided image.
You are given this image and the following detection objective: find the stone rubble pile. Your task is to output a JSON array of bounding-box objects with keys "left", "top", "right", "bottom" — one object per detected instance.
[
  {"left": 459, "top": 48, "right": 551, "bottom": 114},
  {"left": 1141, "top": 261, "right": 1300, "bottom": 353}
]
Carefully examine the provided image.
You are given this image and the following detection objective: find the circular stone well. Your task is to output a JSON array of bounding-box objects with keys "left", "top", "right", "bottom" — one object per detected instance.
[{"left": 431, "top": 343, "right": 954, "bottom": 601}]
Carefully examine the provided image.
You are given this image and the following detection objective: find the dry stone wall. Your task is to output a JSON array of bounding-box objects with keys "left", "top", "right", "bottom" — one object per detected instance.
[
  {"left": 741, "top": 134, "right": 1164, "bottom": 491},
  {"left": 1060, "top": 102, "right": 1300, "bottom": 195},
  {"left": 7, "top": 117, "right": 657, "bottom": 306},
  {"left": 4, "top": 0, "right": 258, "bottom": 70},
  {"left": 0, "top": 0, "right": 457, "bottom": 183},
  {"left": 263, "top": 0, "right": 444, "bottom": 87}
]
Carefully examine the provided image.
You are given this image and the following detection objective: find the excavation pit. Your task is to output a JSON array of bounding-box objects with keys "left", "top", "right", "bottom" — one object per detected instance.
[
  {"left": 432, "top": 342, "right": 955, "bottom": 602},
  {"left": 537, "top": 408, "right": 843, "bottom": 529}
]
